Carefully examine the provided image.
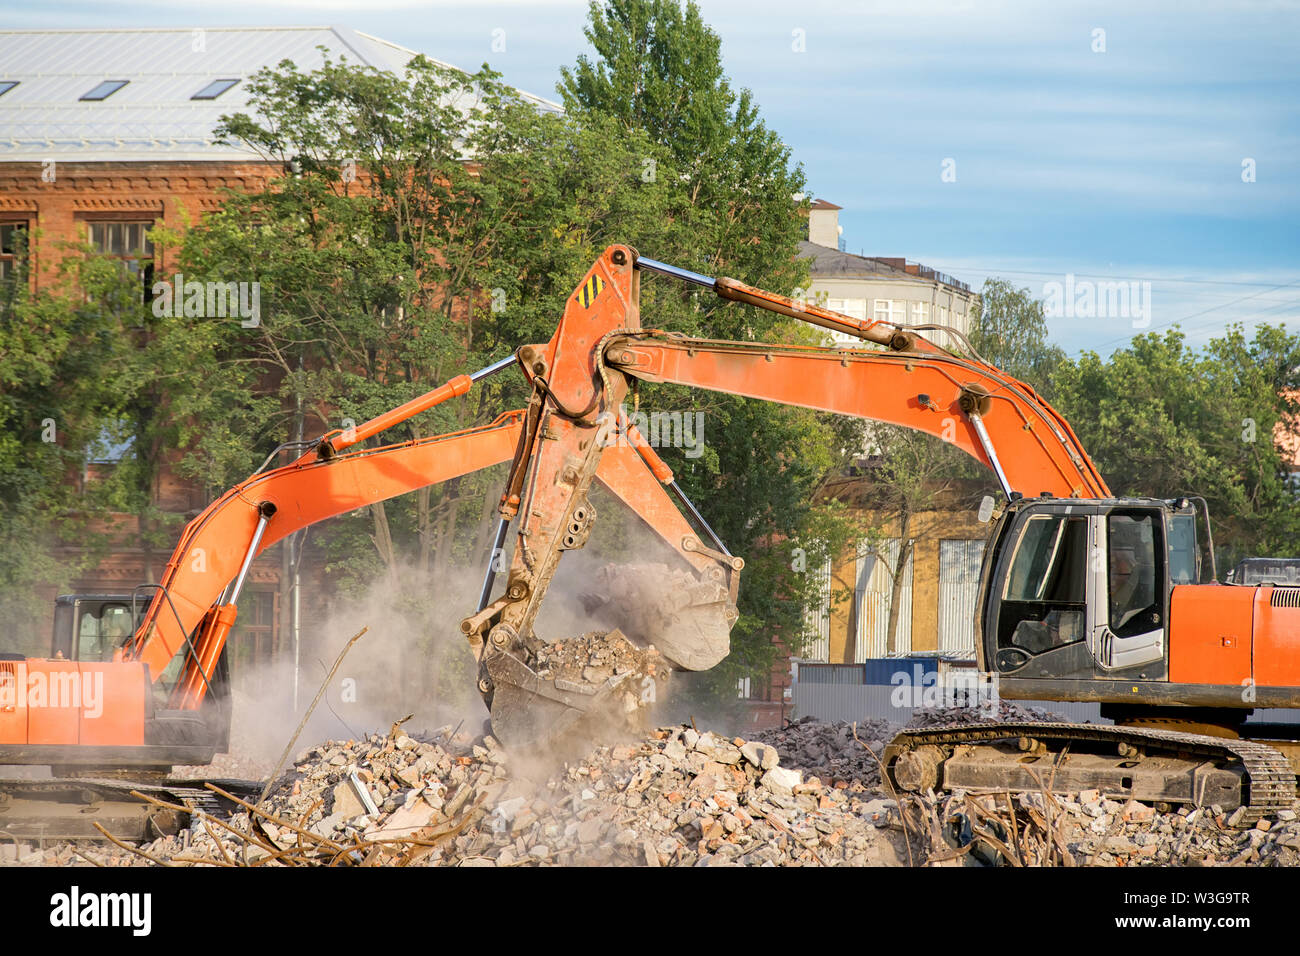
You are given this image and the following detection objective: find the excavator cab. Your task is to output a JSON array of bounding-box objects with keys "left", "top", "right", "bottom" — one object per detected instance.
[
  {"left": 979, "top": 497, "right": 1204, "bottom": 684},
  {"left": 50, "top": 595, "right": 137, "bottom": 662}
]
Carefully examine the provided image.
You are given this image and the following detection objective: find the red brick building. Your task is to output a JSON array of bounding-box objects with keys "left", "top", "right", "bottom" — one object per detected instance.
[{"left": 0, "top": 26, "right": 556, "bottom": 682}]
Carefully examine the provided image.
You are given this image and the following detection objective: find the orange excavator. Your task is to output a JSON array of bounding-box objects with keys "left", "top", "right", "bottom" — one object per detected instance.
[
  {"left": 6, "top": 244, "right": 1298, "bottom": 822},
  {"left": 0, "top": 405, "right": 702, "bottom": 770},
  {"left": 459, "top": 245, "right": 1298, "bottom": 820}
]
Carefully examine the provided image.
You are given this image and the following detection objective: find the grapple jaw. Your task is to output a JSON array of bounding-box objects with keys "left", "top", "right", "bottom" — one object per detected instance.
[
  {"left": 482, "top": 629, "right": 672, "bottom": 749},
  {"left": 580, "top": 562, "right": 735, "bottom": 672},
  {"left": 479, "top": 559, "right": 738, "bottom": 748}
]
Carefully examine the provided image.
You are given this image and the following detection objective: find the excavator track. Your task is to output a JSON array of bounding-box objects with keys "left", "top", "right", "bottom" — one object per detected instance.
[
  {"left": 0, "top": 777, "right": 261, "bottom": 843},
  {"left": 883, "top": 722, "right": 1296, "bottom": 825}
]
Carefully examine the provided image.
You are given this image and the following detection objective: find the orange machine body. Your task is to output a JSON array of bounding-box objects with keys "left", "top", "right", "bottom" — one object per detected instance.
[
  {"left": 127, "top": 412, "right": 527, "bottom": 694},
  {"left": 0, "top": 410, "right": 528, "bottom": 763},
  {"left": 1170, "top": 585, "right": 1300, "bottom": 689},
  {"left": 0, "top": 660, "right": 148, "bottom": 748}
]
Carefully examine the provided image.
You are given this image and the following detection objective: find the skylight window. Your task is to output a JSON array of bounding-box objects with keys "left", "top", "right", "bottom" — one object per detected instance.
[
  {"left": 80, "top": 80, "right": 128, "bottom": 101},
  {"left": 0, "top": 81, "right": 18, "bottom": 98},
  {"left": 191, "top": 78, "right": 239, "bottom": 100}
]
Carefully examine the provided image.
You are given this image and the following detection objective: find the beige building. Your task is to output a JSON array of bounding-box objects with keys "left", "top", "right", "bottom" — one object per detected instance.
[
  {"left": 797, "top": 202, "right": 990, "bottom": 664},
  {"left": 804, "top": 484, "right": 992, "bottom": 664},
  {"left": 799, "top": 200, "right": 978, "bottom": 352}
]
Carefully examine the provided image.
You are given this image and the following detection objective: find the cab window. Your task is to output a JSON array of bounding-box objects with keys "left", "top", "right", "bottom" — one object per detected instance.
[
  {"left": 998, "top": 514, "right": 1088, "bottom": 654},
  {"left": 1108, "top": 512, "right": 1161, "bottom": 637},
  {"left": 1166, "top": 512, "right": 1197, "bottom": 585},
  {"left": 77, "top": 604, "right": 133, "bottom": 662}
]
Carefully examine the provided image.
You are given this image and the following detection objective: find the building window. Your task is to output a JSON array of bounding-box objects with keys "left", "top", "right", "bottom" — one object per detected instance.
[
  {"left": 824, "top": 299, "right": 868, "bottom": 345},
  {"left": 873, "top": 299, "right": 904, "bottom": 325},
  {"left": 910, "top": 301, "right": 930, "bottom": 325},
  {"left": 0, "top": 221, "right": 28, "bottom": 283},
  {"left": 939, "top": 539, "right": 986, "bottom": 657},
  {"left": 802, "top": 554, "right": 832, "bottom": 662},
  {"left": 90, "top": 221, "right": 152, "bottom": 259},
  {"left": 80, "top": 80, "right": 129, "bottom": 101},
  {"left": 87, "top": 420, "right": 136, "bottom": 465},
  {"left": 854, "top": 538, "right": 914, "bottom": 659},
  {"left": 839, "top": 298, "right": 867, "bottom": 321},
  {"left": 230, "top": 590, "right": 280, "bottom": 696},
  {"left": 88, "top": 220, "right": 155, "bottom": 300},
  {"left": 191, "top": 78, "right": 239, "bottom": 100}
]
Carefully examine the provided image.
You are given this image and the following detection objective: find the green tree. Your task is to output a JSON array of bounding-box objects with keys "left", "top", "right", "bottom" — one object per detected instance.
[
  {"left": 560, "top": 0, "right": 862, "bottom": 698},
  {"left": 1052, "top": 325, "right": 1300, "bottom": 569},
  {"left": 0, "top": 235, "right": 158, "bottom": 652},
  {"left": 970, "top": 277, "right": 1066, "bottom": 395}
]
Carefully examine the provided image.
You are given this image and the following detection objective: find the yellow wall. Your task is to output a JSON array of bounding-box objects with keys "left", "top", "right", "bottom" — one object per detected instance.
[{"left": 827, "top": 507, "right": 988, "bottom": 662}]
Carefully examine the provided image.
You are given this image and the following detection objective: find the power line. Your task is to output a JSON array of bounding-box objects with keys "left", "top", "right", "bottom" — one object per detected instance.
[
  {"left": 944, "top": 265, "right": 1300, "bottom": 290},
  {"left": 1071, "top": 282, "right": 1300, "bottom": 355}
]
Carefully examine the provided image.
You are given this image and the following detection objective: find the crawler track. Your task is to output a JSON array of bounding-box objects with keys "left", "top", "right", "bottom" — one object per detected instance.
[
  {"left": 884, "top": 722, "right": 1296, "bottom": 825},
  {"left": 0, "top": 776, "right": 262, "bottom": 843}
]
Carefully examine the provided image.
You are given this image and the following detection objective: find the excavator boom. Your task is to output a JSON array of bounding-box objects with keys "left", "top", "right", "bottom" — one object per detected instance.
[
  {"left": 465, "top": 245, "right": 1115, "bottom": 744},
  {"left": 467, "top": 245, "right": 1295, "bottom": 821}
]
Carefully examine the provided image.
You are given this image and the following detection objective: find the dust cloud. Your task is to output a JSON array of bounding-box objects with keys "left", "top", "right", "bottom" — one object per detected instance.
[
  {"left": 222, "top": 562, "right": 491, "bottom": 769},
  {"left": 221, "top": 481, "right": 741, "bottom": 768}
]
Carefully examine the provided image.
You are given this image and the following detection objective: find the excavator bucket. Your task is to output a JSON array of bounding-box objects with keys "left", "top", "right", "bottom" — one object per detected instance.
[
  {"left": 485, "top": 629, "right": 671, "bottom": 749},
  {"left": 580, "top": 562, "right": 733, "bottom": 672},
  {"left": 481, "top": 563, "right": 736, "bottom": 749}
]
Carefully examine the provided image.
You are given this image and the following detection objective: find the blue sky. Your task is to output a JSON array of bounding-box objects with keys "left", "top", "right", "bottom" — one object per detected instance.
[{"left": 5, "top": 0, "right": 1298, "bottom": 355}]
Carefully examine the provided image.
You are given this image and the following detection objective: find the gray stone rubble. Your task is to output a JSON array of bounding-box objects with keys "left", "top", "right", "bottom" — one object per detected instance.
[{"left": 10, "top": 708, "right": 1299, "bottom": 867}]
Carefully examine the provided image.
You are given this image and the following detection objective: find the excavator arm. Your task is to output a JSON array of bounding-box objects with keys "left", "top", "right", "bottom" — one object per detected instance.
[
  {"left": 123, "top": 353, "right": 531, "bottom": 706},
  {"left": 123, "top": 350, "right": 722, "bottom": 717},
  {"left": 465, "top": 245, "right": 1110, "bottom": 744},
  {"left": 126, "top": 409, "right": 526, "bottom": 707},
  {"left": 604, "top": 333, "right": 1107, "bottom": 500}
]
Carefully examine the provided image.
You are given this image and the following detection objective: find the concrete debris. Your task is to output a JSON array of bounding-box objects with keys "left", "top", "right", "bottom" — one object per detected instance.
[
  {"left": 749, "top": 716, "right": 892, "bottom": 787},
  {"left": 914, "top": 788, "right": 1300, "bottom": 868},
  {"left": 13, "top": 708, "right": 1300, "bottom": 867},
  {"left": 527, "top": 629, "right": 658, "bottom": 687},
  {"left": 905, "top": 701, "right": 1068, "bottom": 728}
]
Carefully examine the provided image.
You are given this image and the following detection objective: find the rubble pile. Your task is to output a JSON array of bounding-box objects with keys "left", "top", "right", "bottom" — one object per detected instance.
[
  {"left": 750, "top": 716, "right": 893, "bottom": 788},
  {"left": 14, "top": 710, "right": 1300, "bottom": 867},
  {"left": 526, "top": 629, "right": 660, "bottom": 687},
  {"left": 170, "top": 751, "right": 274, "bottom": 782},
  {"left": 910, "top": 788, "right": 1300, "bottom": 867},
  {"left": 905, "top": 701, "right": 1070, "bottom": 728},
  {"left": 49, "top": 723, "right": 911, "bottom": 867}
]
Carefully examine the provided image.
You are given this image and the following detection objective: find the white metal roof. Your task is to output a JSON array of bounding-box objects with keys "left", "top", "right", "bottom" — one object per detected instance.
[{"left": 0, "top": 26, "right": 561, "bottom": 162}]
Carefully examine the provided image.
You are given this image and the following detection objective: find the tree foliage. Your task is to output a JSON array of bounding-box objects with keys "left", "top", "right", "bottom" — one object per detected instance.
[
  {"left": 1052, "top": 325, "right": 1300, "bottom": 567},
  {"left": 561, "top": 0, "right": 863, "bottom": 697},
  {"left": 0, "top": 237, "right": 160, "bottom": 651},
  {"left": 970, "top": 277, "right": 1066, "bottom": 395}
]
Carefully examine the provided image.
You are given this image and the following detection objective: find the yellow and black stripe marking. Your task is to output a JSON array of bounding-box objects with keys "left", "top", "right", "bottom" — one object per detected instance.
[{"left": 576, "top": 274, "right": 606, "bottom": 308}]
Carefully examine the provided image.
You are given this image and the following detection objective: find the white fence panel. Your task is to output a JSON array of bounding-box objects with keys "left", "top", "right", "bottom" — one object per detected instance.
[
  {"left": 938, "top": 538, "right": 985, "bottom": 657},
  {"left": 855, "top": 538, "right": 913, "bottom": 660}
]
